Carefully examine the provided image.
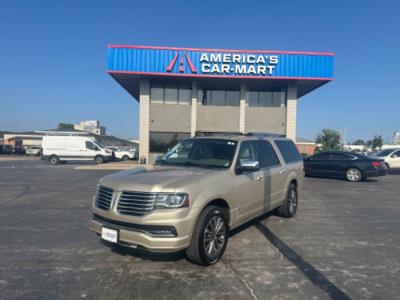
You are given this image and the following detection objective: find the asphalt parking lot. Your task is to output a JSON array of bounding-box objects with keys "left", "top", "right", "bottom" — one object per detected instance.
[{"left": 0, "top": 159, "right": 399, "bottom": 299}]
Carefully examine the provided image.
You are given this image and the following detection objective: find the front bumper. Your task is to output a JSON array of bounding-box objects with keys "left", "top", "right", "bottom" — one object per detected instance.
[{"left": 89, "top": 210, "right": 194, "bottom": 253}]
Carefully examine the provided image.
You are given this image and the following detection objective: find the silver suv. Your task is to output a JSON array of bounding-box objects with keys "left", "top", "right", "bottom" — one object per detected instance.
[{"left": 89, "top": 134, "right": 304, "bottom": 265}]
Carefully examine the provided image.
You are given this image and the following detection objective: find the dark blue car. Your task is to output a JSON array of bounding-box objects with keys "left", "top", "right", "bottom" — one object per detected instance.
[{"left": 304, "top": 151, "right": 388, "bottom": 182}]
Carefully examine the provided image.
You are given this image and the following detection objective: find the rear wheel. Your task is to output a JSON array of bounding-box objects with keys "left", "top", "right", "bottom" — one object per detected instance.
[
  {"left": 94, "top": 155, "right": 104, "bottom": 164},
  {"left": 122, "top": 155, "right": 129, "bottom": 161},
  {"left": 185, "top": 205, "right": 228, "bottom": 266},
  {"left": 49, "top": 155, "right": 59, "bottom": 165},
  {"left": 346, "top": 167, "right": 362, "bottom": 182},
  {"left": 278, "top": 183, "right": 298, "bottom": 218}
]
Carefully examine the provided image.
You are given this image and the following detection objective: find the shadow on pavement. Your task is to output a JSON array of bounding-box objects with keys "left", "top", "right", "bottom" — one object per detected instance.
[{"left": 255, "top": 222, "right": 351, "bottom": 300}]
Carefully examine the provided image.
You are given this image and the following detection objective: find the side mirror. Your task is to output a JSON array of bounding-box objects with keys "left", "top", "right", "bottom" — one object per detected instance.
[
  {"left": 391, "top": 154, "right": 398, "bottom": 158},
  {"left": 155, "top": 155, "right": 163, "bottom": 163},
  {"left": 236, "top": 160, "right": 260, "bottom": 173}
]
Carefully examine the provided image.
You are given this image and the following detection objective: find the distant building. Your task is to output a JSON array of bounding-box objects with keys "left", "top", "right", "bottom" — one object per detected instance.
[
  {"left": 393, "top": 131, "right": 400, "bottom": 144},
  {"left": 295, "top": 137, "right": 316, "bottom": 156},
  {"left": 74, "top": 120, "right": 106, "bottom": 135}
]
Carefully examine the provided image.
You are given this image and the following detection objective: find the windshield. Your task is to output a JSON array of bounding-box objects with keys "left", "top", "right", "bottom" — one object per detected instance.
[
  {"left": 94, "top": 139, "right": 104, "bottom": 149},
  {"left": 159, "top": 139, "right": 237, "bottom": 169},
  {"left": 375, "top": 149, "right": 395, "bottom": 156}
]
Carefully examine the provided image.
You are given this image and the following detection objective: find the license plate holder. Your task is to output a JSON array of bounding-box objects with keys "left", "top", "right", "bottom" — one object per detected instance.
[{"left": 101, "top": 227, "right": 118, "bottom": 243}]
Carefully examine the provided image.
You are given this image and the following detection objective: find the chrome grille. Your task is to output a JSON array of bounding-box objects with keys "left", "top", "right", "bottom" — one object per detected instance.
[
  {"left": 95, "top": 186, "right": 114, "bottom": 210},
  {"left": 117, "top": 191, "right": 155, "bottom": 216}
]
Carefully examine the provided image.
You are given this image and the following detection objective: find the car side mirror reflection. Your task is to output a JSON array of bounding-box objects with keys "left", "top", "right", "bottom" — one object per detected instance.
[{"left": 236, "top": 160, "right": 260, "bottom": 173}]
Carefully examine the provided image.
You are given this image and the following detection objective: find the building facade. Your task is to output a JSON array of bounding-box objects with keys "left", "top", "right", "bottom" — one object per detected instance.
[{"left": 107, "top": 45, "right": 334, "bottom": 163}]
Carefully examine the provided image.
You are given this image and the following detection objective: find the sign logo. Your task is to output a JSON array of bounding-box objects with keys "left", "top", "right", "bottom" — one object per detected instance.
[{"left": 166, "top": 52, "right": 197, "bottom": 73}]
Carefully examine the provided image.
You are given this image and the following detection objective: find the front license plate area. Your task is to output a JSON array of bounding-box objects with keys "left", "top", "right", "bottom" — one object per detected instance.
[{"left": 101, "top": 227, "right": 118, "bottom": 243}]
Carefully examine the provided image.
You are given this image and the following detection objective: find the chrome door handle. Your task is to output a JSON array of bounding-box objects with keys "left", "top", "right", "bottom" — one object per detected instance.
[{"left": 279, "top": 170, "right": 286, "bottom": 174}]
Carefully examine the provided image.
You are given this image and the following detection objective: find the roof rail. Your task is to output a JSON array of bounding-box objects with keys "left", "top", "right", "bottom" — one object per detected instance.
[{"left": 245, "top": 132, "right": 286, "bottom": 138}]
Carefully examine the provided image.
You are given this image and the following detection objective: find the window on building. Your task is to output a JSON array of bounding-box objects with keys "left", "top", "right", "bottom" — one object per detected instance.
[
  {"left": 274, "top": 140, "right": 302, "bottom": 163},
  {"left": 150, "top": 82, "right": 191, "bottom": 105},
  {"left": 198, "top": 88, "right": 240, "bottom": 106},
  {"left": 247, "top": 91, "right": 286, "bottom": 107},
  {"left": 149, "top": 132, "right": 190, "bottom": 153}
]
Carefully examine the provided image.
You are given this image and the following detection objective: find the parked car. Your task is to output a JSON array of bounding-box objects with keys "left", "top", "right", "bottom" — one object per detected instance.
[
  {"left": 89, "top": 134, "right": 304, "bottom": 265},
  {"left": 370, "top": 148, "right": 400, "bottom": 172},
  {"left": 106, "top": 146, "right": 136, "bottom": 161},
  {"left": 42, "top": 135, "right": 113, "bottom": 165},
  {"left": 304, "top": 151, "right": 387, "bottom": 181},
  {"left": 25, "top": 146, "right": 42, "bottom": 156}
]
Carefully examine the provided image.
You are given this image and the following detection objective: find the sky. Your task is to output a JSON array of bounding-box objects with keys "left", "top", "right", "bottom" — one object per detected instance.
[{"left": 0, "top": 0, "right": 398, "bottom": 142}]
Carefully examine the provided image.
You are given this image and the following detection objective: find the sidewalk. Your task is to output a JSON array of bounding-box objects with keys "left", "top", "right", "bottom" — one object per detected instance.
[{"left": 0, "top": 155, "right": 39, "bottom": 161}]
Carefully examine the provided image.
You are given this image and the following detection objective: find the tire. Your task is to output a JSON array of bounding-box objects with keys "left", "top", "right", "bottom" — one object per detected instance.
[
  {"left": 278, "top": 183, "right": 298, "bottom": 218},
  {"left": 94, "top": 155, "right": 104, "bottom": 164},
  {"left": 346, "top": 167, "right": 362, "bottom": 182},
  {"left": 49, "top": 155, "right": 59, "bottom": 165},
  {"left": 185, "top": 205, "right": 228, "bottom": 266},
  {"left": 122, "top": 155, "right": 129, "bottom": 161}
]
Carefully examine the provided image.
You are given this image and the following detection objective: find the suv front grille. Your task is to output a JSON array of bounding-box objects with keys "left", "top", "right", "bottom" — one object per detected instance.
[
  {"left": 117, "top": 191, "right": 155, "bottom": 216},
  {"left": 95, "top": 186, "right": 114, "bottom": 210}
]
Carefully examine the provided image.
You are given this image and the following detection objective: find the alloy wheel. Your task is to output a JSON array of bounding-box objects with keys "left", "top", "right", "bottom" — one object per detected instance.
[
  {"left": 347, "top": 168, "right": 362, "bottom": 182},
  {"left": 203, "top": 216, "right": 226, "bottom": 259}
]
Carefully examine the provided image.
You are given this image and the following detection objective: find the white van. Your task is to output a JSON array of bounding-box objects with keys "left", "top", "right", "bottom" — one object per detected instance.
[{"left": 42, "top": 135, "right": 113, "bottom": 165}]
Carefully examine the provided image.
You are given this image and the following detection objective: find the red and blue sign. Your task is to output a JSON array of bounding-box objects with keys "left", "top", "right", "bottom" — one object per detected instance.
[{"left": 107, "top": 45, "right": 334, "bottom": 81}]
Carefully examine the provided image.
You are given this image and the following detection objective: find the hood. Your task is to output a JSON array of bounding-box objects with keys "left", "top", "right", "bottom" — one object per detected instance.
[{"left": 99, "top": 165, "right": 218, "bottom": 192}]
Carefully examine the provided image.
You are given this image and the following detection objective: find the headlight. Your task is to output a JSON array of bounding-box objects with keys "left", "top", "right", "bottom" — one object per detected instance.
[{"left": 154, "top": 193, "right": 189, "bottom": 209}]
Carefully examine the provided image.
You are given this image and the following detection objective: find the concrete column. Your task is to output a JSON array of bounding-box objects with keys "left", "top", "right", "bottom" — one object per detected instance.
[
  {"left": 239, "top": 82, "right": 246, "bottom": 133},
  {"left": 139, "top": 79, "right": 150, "bottom": 164},
  {"left": 190, "top": 81, "right": 197, "bottom": 137},
  {"left": 286, "top": 84, "right": 297, "bottom": 142}
]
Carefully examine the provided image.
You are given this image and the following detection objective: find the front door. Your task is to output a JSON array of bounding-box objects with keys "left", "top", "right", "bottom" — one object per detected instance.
[{"left": 231, "top": 141, "right": 265, "bottom": 223}]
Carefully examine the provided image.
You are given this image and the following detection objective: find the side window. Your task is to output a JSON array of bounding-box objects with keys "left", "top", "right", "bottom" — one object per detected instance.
[
  {"left": 393, "top": 150, "right": 400, "bottom": 157},
  {"left": 274, "top": 140, "right": 302, "bottom": 163},
  {"left": 254, "top": 140, "right": 280, "bottom": 168},
  {"left": 331, "top": 153, "right": 354, "bottom": 160},
  {"left": 312, "top": 153, "right": 330, "bottom": 160},
  {"left": 86, "top": 141, "right": 96, "bottom": 151},
  {"left": 237, "top": 141, "right": 255, "bottom": 165}
]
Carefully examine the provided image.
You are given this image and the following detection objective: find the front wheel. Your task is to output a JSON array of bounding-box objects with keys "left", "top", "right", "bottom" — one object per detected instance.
[
  {"left": 277, "top": 183, "right": 298, "bottom": 218},
  {"left": 122, "top": 155, "right": 129, "bottom": 161},
  {"left": 346, "top": 167, "right": 362, "bottom": 182},
  {"left": 185, "top": 206, "right": 228, "bottom": 266},
  {"left": 94, "top": 155, "right": 104, "bottom": 164}
]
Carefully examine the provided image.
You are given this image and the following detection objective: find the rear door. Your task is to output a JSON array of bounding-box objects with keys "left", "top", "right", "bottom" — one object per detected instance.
[
  {"left": 253, "top": 140, "right": 283, "bottom": 211},
  {"left": 330, "top": 153, "right": 357, "bottom": 175}
]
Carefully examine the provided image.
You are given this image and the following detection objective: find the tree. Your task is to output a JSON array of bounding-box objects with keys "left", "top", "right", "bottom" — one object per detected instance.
[
  {"left": 315, "top": 129, "right": 341, "bottom": 151},
  {"left": 367, "top": 135, "right": 383, "bottom": 150},
  {"left": 352, "top": 139, "right": 365, "bottom": 145},
  {"left": 57, "top": 123, "right": 74, "bottom": 130}
]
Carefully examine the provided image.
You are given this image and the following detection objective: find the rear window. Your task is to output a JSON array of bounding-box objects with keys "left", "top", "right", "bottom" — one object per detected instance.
[{"left": 274, "top": 140, "right": 302, "bottom": 163}]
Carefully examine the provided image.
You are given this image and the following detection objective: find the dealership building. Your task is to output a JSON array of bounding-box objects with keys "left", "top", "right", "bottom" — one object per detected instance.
[{"left": 107, "top": 45, "right": 334, "bottom": 163}]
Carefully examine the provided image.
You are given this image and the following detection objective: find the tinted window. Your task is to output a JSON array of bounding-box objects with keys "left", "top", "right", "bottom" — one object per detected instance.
[
  {"left": 393, "top": 150, "right": 400, "bottom": 156},
  {"left": 331, "top": 153, "right": 355, "bottom": 160},
  {"left": 254, "top": 140, "right": 280, "bottom": 168},
  {"left": 275, "top": 140, "right": 302, "bottom": 163},
  {"left": 311, "top": 153, "right": 330, "bottom": 160},
  {"left": 237, "top": 141, "right": 255, "bottom": 165},
  {"left": 86, "top": 141, "right": 96, "bottom": 151},
  {"left": 375, "top": 149, "right": 395, "bottom": 156}
]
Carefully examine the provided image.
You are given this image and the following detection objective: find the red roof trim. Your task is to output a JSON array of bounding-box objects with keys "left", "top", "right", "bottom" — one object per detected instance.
[
  {"left": 107, "top": 44, "right": 335, "bottom": 56},
  {"left": 107, "top": 70, "right": 334, "bottom": 81}
]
